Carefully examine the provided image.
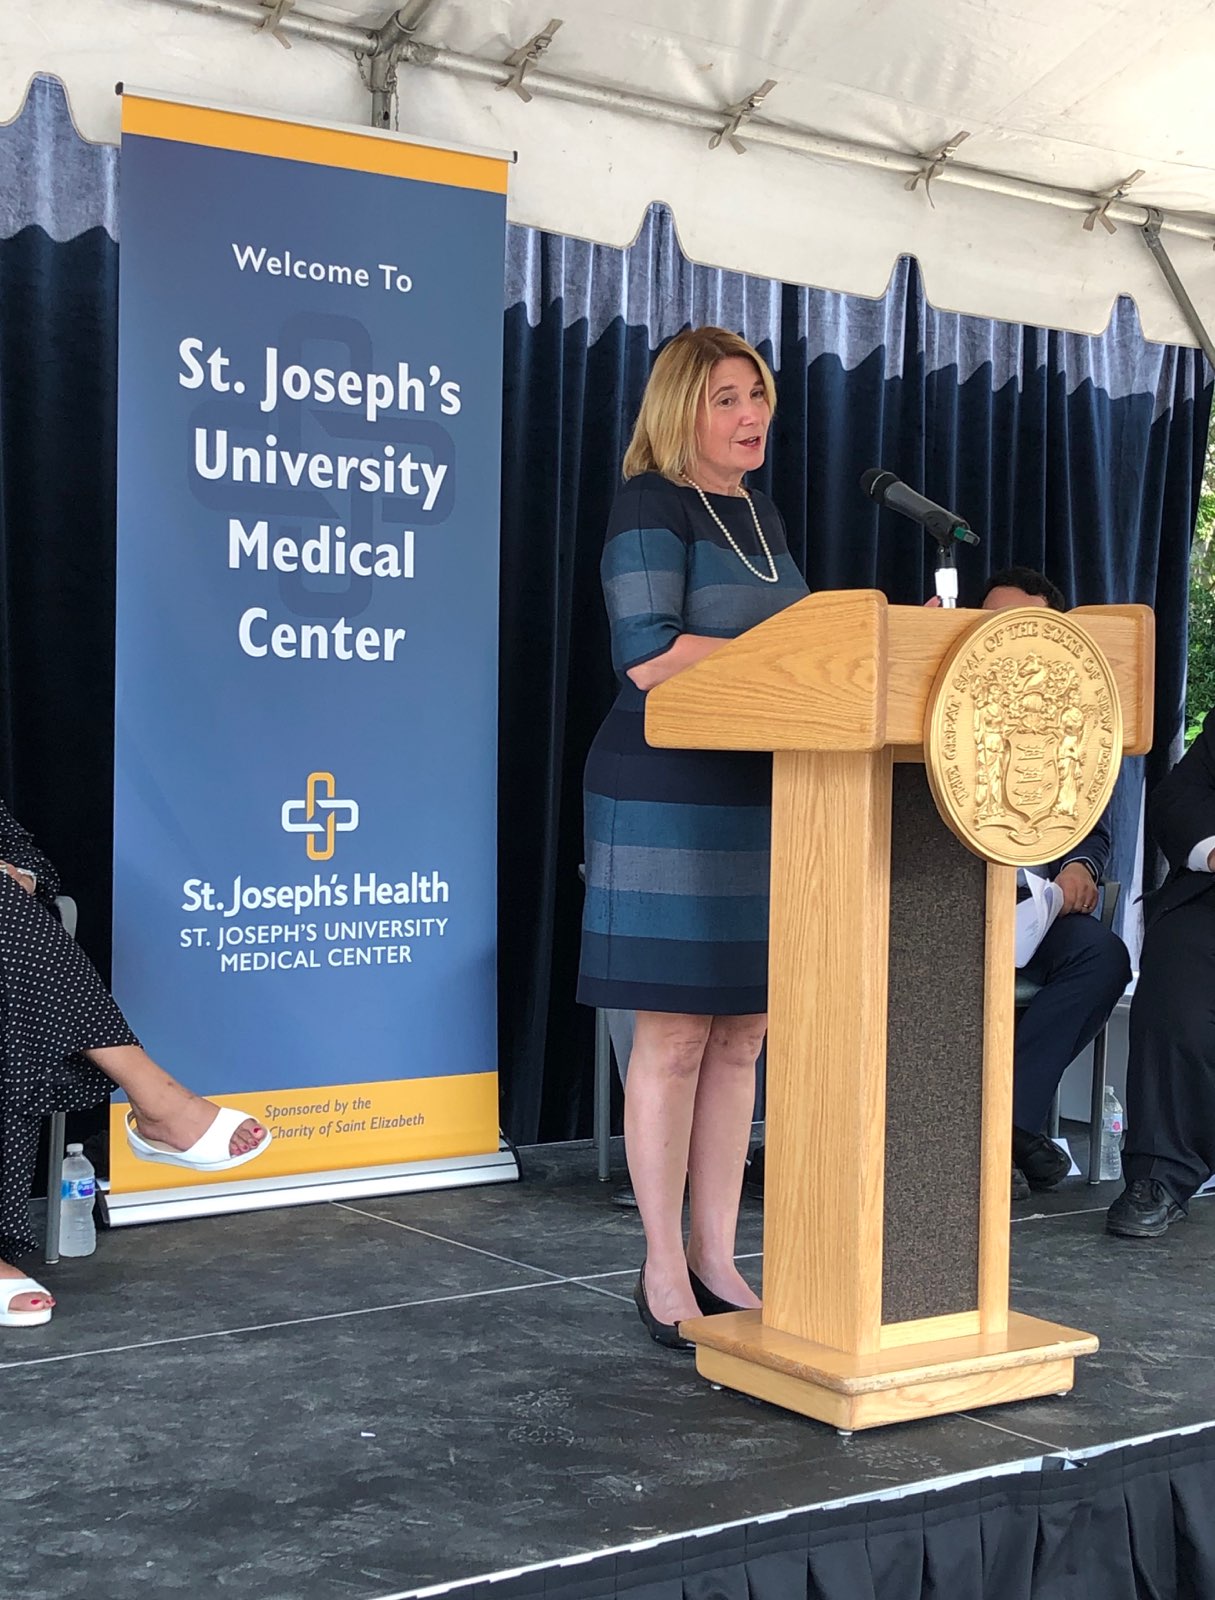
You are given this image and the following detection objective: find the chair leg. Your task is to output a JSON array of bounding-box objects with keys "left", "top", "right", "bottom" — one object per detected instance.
[
  {"left": 1047, "top": 1088, "right": 1061, "bottom": 1141},
  {"left": 594, "top": 1008, "right": 612, "bottom": 1182},
  {"left": 1088, "top": 1027, "right": 1108, "bottom": 1185},
  {"left": 44, "top": 1111, "right": 66, "bottom": 1264}
]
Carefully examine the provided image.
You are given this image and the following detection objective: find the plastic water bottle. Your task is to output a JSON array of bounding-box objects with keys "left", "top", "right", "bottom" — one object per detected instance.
[
  {"left": 1099, "top": 1086, "right": 1125, "bottom": 1183},
  {"left": 59, "top": 1143, "right": 97, "bottom": 1257}
]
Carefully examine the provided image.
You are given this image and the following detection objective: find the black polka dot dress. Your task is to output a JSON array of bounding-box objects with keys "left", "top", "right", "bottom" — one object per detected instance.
[{"left": 0, "top": 799, "right": 136, "bottom": 1263}]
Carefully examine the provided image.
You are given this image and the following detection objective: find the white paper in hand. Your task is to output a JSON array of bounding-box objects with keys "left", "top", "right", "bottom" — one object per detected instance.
[{"left": 1015, "top": 870, "right": 1064, "bottom": 968}]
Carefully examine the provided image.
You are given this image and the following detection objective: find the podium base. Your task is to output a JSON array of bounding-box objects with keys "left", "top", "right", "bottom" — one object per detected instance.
[{"left": 682, "top": 1309, "right": 1098, "bottom": 1432}]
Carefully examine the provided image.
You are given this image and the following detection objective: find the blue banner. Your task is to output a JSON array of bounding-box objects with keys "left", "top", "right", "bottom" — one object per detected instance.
[{"left": 112, "top": 96, "right": 506, "bottom": 1203}]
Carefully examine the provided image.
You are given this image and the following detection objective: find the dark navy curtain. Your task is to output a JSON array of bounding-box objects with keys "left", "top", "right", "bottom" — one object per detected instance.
[
  {"left": 500, "top": 210, "right": 1210, "bottom": 1142},
  {"left": 3, "top": 78, "right": 1210, "bottom": 1147},
  {"left": 0, "top": 75, "right": 118, "bottom": 966}
]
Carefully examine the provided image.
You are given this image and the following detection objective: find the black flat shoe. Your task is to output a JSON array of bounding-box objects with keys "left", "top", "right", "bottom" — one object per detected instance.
[
  {"left": 1012, "top": 1127, "right": 1071, "bottom": 1191},
  {"left": 1106, "top": 1178, "right": 1186, "bottom": 1239},
  {"left": 743, "top": 1144, "right": 765, "bottom": 1197},
  {"left": 688, "top": 1268, "right": 749, "bottom": 1317},
  {"left": 633, "top": 1270, "right": 693, "bottom": 1350}
]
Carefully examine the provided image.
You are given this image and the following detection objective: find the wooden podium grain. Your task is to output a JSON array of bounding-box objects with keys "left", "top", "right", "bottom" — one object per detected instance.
[{"left": 645, "top": 592, "right": 1154, "bottom": 1431}]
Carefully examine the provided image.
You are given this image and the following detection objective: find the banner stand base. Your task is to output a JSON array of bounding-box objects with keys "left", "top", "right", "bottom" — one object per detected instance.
[{"left": 99, "top": 1142, "right": 520, "bottom": 1229}]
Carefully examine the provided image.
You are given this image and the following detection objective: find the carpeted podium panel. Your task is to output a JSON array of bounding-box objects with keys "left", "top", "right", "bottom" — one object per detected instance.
[{"left": 882, "top": 764, "right": 987, "bottom": 1324}]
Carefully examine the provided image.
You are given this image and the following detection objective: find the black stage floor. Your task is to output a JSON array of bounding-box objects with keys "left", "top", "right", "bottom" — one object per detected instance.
[{"left": 2, "top": 1131, "right": 1213, "bottom": 1600}]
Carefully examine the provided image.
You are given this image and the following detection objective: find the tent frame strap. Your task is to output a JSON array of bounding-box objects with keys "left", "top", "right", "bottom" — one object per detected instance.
[{"left": 499, "top": 18, "right": 564, "bottom": 105}]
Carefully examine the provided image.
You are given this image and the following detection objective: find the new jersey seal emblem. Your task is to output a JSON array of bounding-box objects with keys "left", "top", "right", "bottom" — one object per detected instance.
[{"left": 924, "top": 608, "right": 1123, "bottom": 866}]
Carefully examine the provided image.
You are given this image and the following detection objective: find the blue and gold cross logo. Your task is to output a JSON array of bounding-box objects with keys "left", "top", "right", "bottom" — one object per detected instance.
[{"left": 281, "top": 772, "right": 360, "bottom": 861}]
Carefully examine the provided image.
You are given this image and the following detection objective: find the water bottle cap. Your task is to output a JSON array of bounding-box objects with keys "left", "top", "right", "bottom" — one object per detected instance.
[{"left": 66, "top": 1142, "right": 84, "bottom": 1155}]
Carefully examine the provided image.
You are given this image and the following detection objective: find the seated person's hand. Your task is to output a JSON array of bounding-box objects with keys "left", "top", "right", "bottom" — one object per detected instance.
[
  {"left": 1053, "top": 860, "right": 1098, "bottom": 916},
  {"left": 0, "top": 862, "right": 34, "bottom": 894}
]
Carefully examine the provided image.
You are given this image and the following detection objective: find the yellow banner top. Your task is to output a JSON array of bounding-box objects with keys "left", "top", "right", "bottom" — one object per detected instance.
[{"left": 121, "top": 94, "right": 509, "bottom": 195}]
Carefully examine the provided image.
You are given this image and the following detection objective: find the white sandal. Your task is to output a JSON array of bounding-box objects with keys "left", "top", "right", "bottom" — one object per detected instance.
[
  {"left": 125, "top": 1106, "right": 272, "bottom": 1173},
  {"left": 0, "top": 1276, "right": 53, "bottom": 1327}
]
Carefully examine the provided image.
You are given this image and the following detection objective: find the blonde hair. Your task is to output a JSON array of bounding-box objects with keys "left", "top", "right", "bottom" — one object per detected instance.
[{"left": 622, "top": 326, "right": 776, "bottom": 482}]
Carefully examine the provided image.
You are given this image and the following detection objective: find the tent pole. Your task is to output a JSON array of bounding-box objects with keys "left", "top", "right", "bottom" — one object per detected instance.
[
  {"left": 169, "top": 0, "right": 370, "bottom": 51},
  {"left": 1141, "top": 212, "right": 1215, "bottom": 367},
  {"left": 148, "top": 0, "right": 1215, "bottom": 254},
  {"left": 368, "top": 4, "right": 440, "bottom": 130}
]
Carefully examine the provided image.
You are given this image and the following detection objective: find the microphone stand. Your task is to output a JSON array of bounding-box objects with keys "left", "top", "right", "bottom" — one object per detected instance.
[
  {"left": 933, "top": 539, "right": 959, "bottom": 608},
  {"left": 926, "top": 516, "right": 977, "bottom": 607}
]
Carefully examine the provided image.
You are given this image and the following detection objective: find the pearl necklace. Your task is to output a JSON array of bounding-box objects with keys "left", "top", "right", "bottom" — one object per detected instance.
[{"left": 681, "top": 475, "right": 779, "bottom": 584}]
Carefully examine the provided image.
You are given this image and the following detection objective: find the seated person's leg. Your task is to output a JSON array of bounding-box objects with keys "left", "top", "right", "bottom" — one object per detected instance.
[
  {"left": 1108, "top": 895, "right": 1215, "bottom": 1237},
  {"left": 1, "top": 875, "right": 268, "bottom": 1322},
  {"left": 0, "top": 1147, "right": 56, "bottom": 1321},
  {"left": 16, "top": 877, "right": 268, "bottom": 1165},
  {"left": 92, "top": 1047, "right": 265, "bottom": 1163},
  {"left": 1013, "top": 913, "right": 1131, "bottom": 1187}
]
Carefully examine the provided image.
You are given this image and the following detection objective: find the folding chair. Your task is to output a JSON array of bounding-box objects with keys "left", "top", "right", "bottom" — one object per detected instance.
[
  {"left": 43, "top": 894, "right": 78, "bottom": 1264},
  {"left": 1015, "top": 880, "right": 1121, "bottom": 1184}
]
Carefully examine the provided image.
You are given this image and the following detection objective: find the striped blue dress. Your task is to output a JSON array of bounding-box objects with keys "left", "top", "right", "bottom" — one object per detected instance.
[{"left": 577, "top": 472, "right": 809, "bottom": 1015}]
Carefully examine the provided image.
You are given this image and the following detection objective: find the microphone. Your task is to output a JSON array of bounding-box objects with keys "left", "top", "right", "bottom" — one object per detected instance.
[{"left": 860, "top": 469, "right": 980, "bottom": 546}]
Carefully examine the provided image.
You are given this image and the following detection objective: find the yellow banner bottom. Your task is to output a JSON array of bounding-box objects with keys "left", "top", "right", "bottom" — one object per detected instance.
[{"left": 109, "top": 1073, "right": 499, "bottom": 1194}]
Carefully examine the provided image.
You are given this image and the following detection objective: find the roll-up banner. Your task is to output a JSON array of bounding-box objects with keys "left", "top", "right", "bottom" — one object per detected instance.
[{"left": 110, "top": 92, "right": 513, "bottom": 1224}]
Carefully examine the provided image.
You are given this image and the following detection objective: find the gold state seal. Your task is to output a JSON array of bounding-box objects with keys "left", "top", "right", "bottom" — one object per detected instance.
[{"left": 923, "top": 607, "right": 1123, "bottom": 867}]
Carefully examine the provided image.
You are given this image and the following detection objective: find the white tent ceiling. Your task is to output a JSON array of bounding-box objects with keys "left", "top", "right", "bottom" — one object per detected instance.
[{"left": 4, "top": 0, "right": 1215, "bottom": 347}]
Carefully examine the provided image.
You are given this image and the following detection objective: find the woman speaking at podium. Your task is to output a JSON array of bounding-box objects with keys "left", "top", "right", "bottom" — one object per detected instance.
[{"left": 577, "top": 327, "right": 807, "bottom": 1349}]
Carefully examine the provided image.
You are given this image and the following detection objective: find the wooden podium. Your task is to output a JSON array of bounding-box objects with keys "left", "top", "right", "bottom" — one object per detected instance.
[{"left": 646, "top": 591, "right": 1154, "bottom": 1431}]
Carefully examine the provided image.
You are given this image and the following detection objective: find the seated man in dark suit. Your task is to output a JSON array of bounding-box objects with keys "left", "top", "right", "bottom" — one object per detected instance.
[
  {"left": 980, "top": 569, "right": 1132, "bottom": 1199},
  {"left": 1107, "top": 707, "right": 1215, "bottom": 1238}
]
